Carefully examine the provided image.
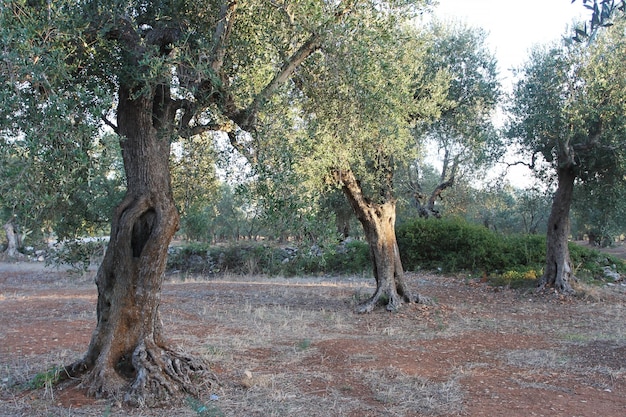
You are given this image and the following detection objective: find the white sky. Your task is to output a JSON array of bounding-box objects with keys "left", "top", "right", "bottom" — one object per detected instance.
[{"left": 432, "top": 0, "right": 587, "bottom": 87}]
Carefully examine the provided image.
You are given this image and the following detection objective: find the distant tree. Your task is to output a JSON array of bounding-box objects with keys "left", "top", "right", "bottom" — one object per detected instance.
[
  {"left": 572, "top": 177, "right": 626, "bottom": 246},
  {"left": 251, "top": 104, "right": 338, "bottom": 244},
  {"left": 473, "top": 185, "right": 518, "bottom": 233},
  {"left": 195, "top": 183, "right": 239, "bottom": 242},
  {"left": 409, "top": 21, "right": 501, "bottom": 219},
  {"left": 171, "top": 133, "right": 219, "bottom": 240},
  {"left": 507, "top": 21, "right": 626, "bottom": 292},
  {"left": 321, "top": 189, "right": 357, "bottom": 241},
  {"left": 516, "top": 187, "right": 551, "bottom": 235}
]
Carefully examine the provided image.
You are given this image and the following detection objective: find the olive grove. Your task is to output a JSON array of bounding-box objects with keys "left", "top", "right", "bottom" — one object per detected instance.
[{"left": 0, "top": 0, "right": 445, "bottom": 405}]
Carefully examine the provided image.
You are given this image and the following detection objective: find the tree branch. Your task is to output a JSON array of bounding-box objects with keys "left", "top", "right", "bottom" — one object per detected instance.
[
  {"left": 334, "top": 168, "right": 372, "bottom": 221},
  {"left": 231, "top": 32, "right": 322, "bottom": 131},
  {"left": 231, "top": 0, "right": 357, "bottom": 132},
  {"left": 210, "top": 0, "right": 238, "bottom": 74},
  {"left": 102, "top": 115, "right": 119, "bottom": 134}
]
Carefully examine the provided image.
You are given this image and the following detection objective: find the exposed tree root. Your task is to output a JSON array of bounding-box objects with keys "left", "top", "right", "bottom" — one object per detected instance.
[
  {"left": 125, "top": 341, "right": 215, "bottom": 407},
  {"left": 414, "top": 292, "right": 435, "bottom": 306},
  {"left": 536, "top": 281, "right": 576, "bottom": 296},
  {"left": 537, "top": 270, "right": 576, "bottom": 295},
  {"left": 64, "top": 342, "right": 218, "bottom": 407},
  {"left": 356, "top": 286, "right": 434, "bottom": 314}
]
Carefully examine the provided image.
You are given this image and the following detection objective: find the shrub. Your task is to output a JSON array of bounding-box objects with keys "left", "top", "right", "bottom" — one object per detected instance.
[
  {"left": 323, "top": 240, "right": 371, "bottom": 274},
  {"left": 47, "top": 238, "right": 107, "bottom": 273},
  {"left": 167, "top": 243, "right": 285, "bottom": 276},
  {"left": 396, "top": 217, "right": 625, "bottom": 282},
  {"left": 568, "top": 242, "right": 625, "bottom": 281},
  {"left": 397, "top": 218, "right": 509, "bottom": 273}
]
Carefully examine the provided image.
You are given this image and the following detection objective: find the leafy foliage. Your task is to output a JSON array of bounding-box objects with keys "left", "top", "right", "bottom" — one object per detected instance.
[
  {"left": 171, "top": 134, "right": 220, "bottom": 240},
  {"left": 47, "top": 238, "right": 108, "bottom": 273},
  {"left": 508, "top": 21, "right": 626, "bottom": 186},
  {"left": 398, "top": 217, "right": 515, "bottom": 272},
  {"left": 572, "top": 0, "right": 626, "bottom": 41},
  {"left": 406, "top": 20, "right": 501, "bottom": 218},
  {"left": 396, "top": 217, "right": 624, "bottom": 279},
  {"left": 0, "top": 2, "right": 123, "bottom": 244}
]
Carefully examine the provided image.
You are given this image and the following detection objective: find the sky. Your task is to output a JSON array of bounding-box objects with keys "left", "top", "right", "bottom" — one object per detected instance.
[{"left": 431, "top": 0, "right": 588, "bottom": 88}]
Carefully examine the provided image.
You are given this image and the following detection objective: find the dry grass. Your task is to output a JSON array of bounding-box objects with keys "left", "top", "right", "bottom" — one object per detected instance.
[
  {"left": 1, "top": 269, "right": 626, "bottom": 416},
  {"left": 359, "top": 367, "right": 464, "bottom": 416}
]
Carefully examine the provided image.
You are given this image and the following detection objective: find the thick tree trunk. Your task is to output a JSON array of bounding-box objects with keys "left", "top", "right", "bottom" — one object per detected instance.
[
  {"left": 339, "top": 170, "right": 429, "bottom": 313},
  {"left": 65, "top": 87, "right": 212, "bottom": 406},
  {"left": 539, "top": 166, "right": 576, "bottom": 294},
  {"left": 3, "top": 220, "right": 20, "bottom": 257}
]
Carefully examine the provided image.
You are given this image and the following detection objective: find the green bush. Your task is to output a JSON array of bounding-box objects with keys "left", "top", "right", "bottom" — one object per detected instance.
[
  {"left": 397, "top": 218, "right": 510, "bottom": 273},
  {"left": 323, "top": 240, "right": 371, "bottom": 274},
  {"left": 168, "top": 220, "right": 624, "bottom": 281},
  {"left": 168, "top": 243, "right": 284, "bottom": 275},
  {"left": 396, "top": 217, "right": 625, "bottom": 282},
  {"left": 180, "top": 207, "right": 213, "bottom": 242},
  {"left": 568, "top": 242, "right": 625, "bottom": 280},
  {"left": 47, "top": 238, "right": 107, "bottom": 273}
]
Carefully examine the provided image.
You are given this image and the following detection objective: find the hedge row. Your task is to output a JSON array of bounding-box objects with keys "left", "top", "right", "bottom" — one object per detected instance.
[
  {"left": 167, "top": 218, "right": 623, "bottom": 279},
  {"left": 166, "top": 239, "right": 371, "bottom": 277}
]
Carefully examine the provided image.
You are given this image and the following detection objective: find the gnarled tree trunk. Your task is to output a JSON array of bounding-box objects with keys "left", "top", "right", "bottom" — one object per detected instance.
[
  {"left": 539, "top": 166, "right": 576, "bottom": 293},
  {"left": 65, "top": 87, "right": 212, "bottom": 406},
  {"left": 3, "top": 220, "right": 20, "bottom": 257},
  {"left": 339, "top": 170, "right": 428, "bottom": 313}
]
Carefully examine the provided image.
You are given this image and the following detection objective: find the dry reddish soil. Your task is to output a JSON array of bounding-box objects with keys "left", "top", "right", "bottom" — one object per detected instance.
[{"left": 1, "top": 260, "right": 626, "bottom": 417}]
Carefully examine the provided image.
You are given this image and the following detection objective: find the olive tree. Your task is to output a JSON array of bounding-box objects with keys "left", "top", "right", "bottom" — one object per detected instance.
[
  {"left": 507, "top": 21, "right": 626, "bottom": 292},
  {"left": 280, "top": 5, "right": 445, "bottom": 313},
  {"left": 409, "top": 21, "right": 501, "bottom": 219}
]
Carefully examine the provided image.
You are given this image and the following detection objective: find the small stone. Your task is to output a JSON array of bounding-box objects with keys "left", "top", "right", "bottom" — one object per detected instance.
[{"left": 240, "top": 370, "right": 255, "bottom": 388}]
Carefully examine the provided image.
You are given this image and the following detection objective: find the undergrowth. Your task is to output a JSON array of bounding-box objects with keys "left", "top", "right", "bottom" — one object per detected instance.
[
  {"left": 167, "top": 239, "right": 372, "bottom": 277},
  {"left": 43, "top": 218, "right": 623, "bottom": 287},
  {"left": 396, "top": 217, "right": 625, "bottom": 287}
]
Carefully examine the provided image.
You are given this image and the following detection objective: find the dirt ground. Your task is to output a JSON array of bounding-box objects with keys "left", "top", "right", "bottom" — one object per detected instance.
[{"left": 1, "top": 259, "right": 626, "bottom": 417}]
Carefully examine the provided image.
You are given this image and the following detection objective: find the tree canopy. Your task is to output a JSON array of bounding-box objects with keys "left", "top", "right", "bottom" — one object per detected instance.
[
  {"left": 408, "top": 20, "right": 501, "bottom": 218},
  {"left": 0, "top": 3, "right": 124, "bottom": 244}
]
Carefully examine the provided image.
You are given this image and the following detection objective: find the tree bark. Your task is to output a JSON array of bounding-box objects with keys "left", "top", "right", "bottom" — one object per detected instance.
[
  {"left": 539, "top": 165, "right": 576, "bottom": 294},
  {"left": 64, "top": 87, "right": 213, "bottom": 406},
  {"left": 338, "top": 170, "right": 429, "bottom": 313},
  {"left": 3, "top": 220, "right": 20, "bottom": 257}
]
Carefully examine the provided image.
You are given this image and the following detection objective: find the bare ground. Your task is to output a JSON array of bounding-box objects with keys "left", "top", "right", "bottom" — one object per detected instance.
[{"left": 1, "top": 260, "right": 626, "bottom": 417}]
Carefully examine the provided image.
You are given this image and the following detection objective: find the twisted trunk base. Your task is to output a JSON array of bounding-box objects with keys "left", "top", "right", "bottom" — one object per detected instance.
[
  {"left": 66, "top": 339, "right": 215, "bottom": 407},
  {"left": 538, "top": 166, "right": 576, "bottom": 295},
  {"left": 60, "top": 193, "right": 217, "bottom": 406}
]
